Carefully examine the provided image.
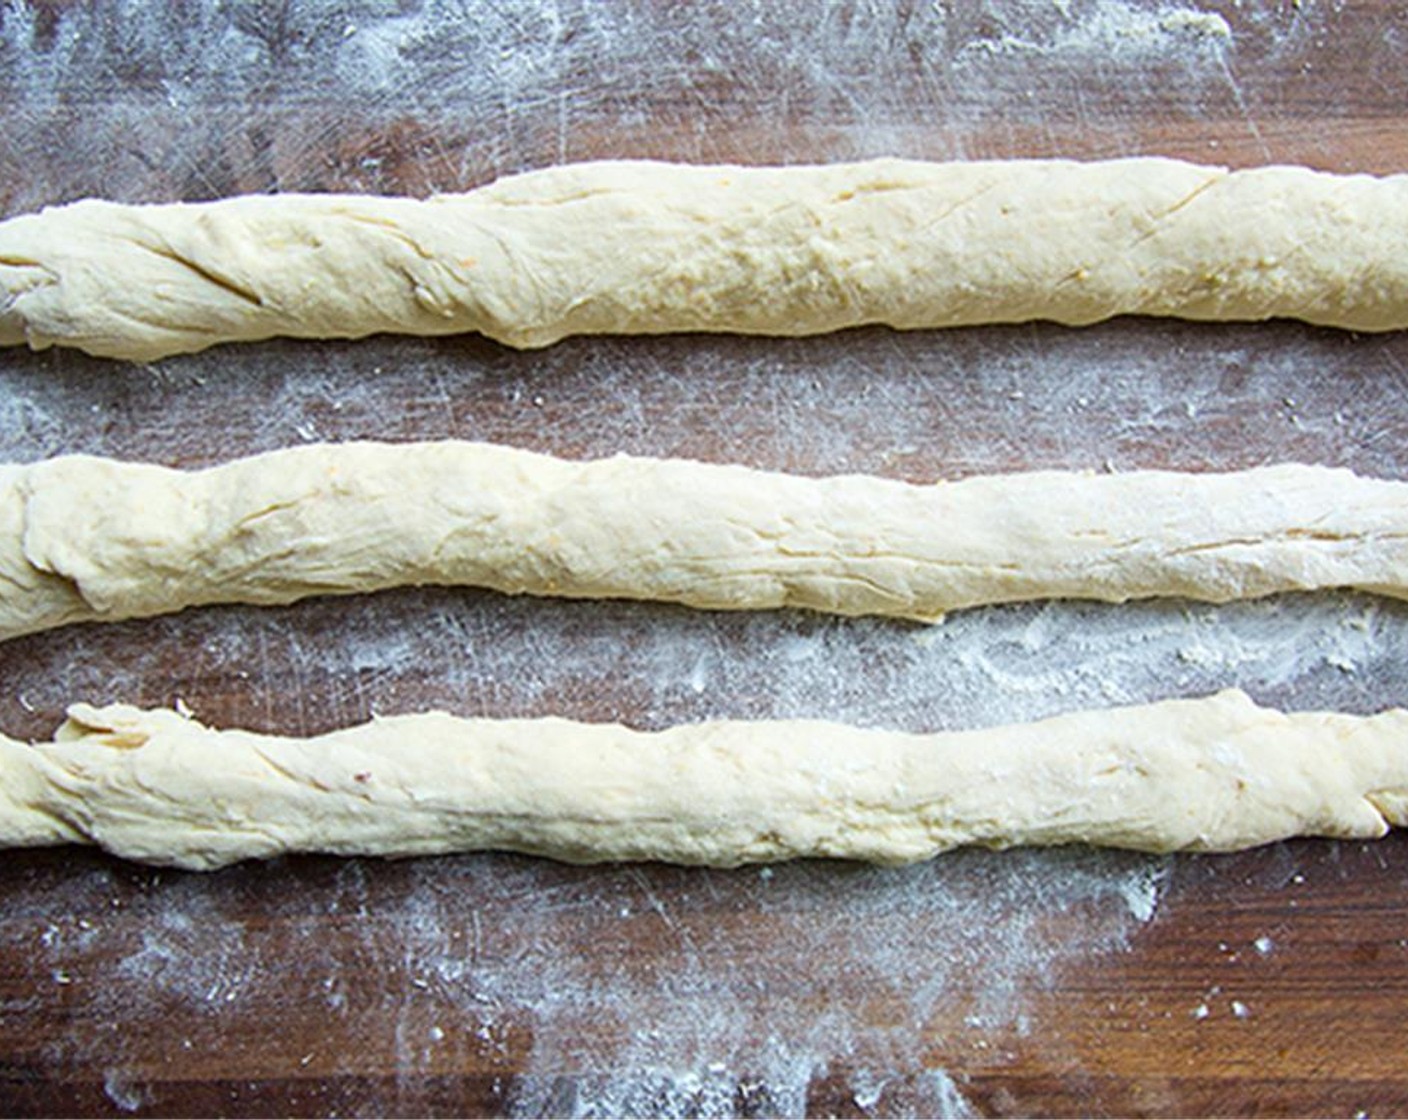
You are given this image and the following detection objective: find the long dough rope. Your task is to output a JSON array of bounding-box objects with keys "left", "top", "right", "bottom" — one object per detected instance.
[
  {"left": 3, "top": 158, "right": 1407, "bottom": 361},
  {"left": 2, "top": 690, "right": 1405, "bottom": 870},
  {"left": 4, "top": 441, "right": 1408, "bottom": 641}
]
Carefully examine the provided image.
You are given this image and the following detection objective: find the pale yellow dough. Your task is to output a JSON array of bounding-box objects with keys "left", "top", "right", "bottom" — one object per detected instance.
[
  {"left": 4, "top": 442, "right": 1408, "bottom": 641},
  {"left": 1, "top": 691, "right": 1405, "bottom": 870},
  {"left": 3, "top": 158, "right": 1408, "bottom": 360}
]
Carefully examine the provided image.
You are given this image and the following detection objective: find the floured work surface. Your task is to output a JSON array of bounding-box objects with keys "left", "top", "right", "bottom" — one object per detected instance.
[{"left": 3, "top": 3, "right": 1408, "bottom": 1117}]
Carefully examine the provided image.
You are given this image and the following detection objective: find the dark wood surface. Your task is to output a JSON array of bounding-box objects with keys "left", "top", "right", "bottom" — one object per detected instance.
[
  {"left": 2, "top": 838, "right": 1407, "bottom": 1118},
  {"left": 3, "top": 2, "right": 1408, "bottom": 1116}
]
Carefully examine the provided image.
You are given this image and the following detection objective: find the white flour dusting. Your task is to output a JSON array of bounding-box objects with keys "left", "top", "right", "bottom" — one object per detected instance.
[
  {"left": 0, "top": 0, "right": 1347, "bottom": 211},
  {"left": 956, "top": 0, "right": 1231, "bottom": 62},
  {"left": 102, "top": 1069, "right": 148, "bottom": 1113},
  {"left": 11, "top": 847, "right": 1167, "bottom": 1118}
]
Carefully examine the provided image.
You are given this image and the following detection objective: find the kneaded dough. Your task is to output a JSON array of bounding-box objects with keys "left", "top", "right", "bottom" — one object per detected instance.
[
  {"left": 4, "top": 158, "right": 1408, "bottom": 360},
  {"left": 3, "top": 442, "right": 1408, "bottom": 641},
  {"left": 2, "top": 690, "right": 1405, "bottom": 870}
]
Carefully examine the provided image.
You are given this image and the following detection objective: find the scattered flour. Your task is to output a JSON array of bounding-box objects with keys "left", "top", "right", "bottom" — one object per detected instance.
[
  {"left": 9, "top": 846, "right": 1167, "bottom": 1118},
  {"left": 957, "top": 0, "right": 1231, "bottom": 61},
  {"left": 102, "top": 1068, "right": 147, "bottom": 1113},
  {"left": 0, "top": 0, "right": 1341, "bottom": 210}
]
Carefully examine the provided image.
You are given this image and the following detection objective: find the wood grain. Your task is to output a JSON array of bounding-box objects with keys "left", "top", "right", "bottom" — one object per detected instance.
[
  {"left": 2, "top": 837, "right": 1407, "bottom": 1117},
  {"left": 4, "top": 2, "right": 1408, "bottom": 1116}
]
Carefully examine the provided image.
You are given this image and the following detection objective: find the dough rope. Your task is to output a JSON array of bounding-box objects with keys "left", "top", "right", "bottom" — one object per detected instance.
[
  {"left": 4, "top": 441, "right": 1408, "bottom": 641},
  {"left": 2, "top": 690, "right": 1405, "bottom": 870},
  {"left": 3, "top": 157, "right": 1408, "bottom": 361}
]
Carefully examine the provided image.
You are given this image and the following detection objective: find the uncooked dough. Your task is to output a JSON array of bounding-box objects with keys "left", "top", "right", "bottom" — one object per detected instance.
[
  {"left": 4, "top": 441, "right": 1408, "bottom": 641},
  {"left": 3, "top": 158, "right": 1408, "bottom": 360},
  {"left": 2, "top": 690, "right": 1404, "bottom": 870}
]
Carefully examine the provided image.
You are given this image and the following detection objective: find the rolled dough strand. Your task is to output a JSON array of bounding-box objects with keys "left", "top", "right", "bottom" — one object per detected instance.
[
  {"left": 3, "top": 158, "right": 1408, "bottom": 361},
  {"left": 4, "top": 441, "right": 1408, "bottom": 641},
  {"left": 1, "top": 690, "right": 1405, "bottom": 870}
]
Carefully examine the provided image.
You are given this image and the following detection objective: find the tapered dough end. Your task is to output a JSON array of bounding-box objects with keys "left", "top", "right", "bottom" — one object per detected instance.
[
  {"left": 0, "top": 203, "right": 280, "bottom": 362},
  {"left": 0, "top": 214, "right": 62, "bottom": 352},
  {"left": 1367, "top": 788, "right": 1408, "bottom": 828},
  {"left": 0, "top": 736, "right": 86, "bottom": 849},
  {"left": 2, "top": 705, "right": 192, "bottom": 853},
  {"left": 0, "top": 464, "right": 101, "bottom": 639}
]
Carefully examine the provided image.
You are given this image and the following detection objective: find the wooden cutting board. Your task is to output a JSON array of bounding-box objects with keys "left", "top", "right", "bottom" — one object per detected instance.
[{"left": 3, "top": 2, "right": 1408, "bottom": 1115}]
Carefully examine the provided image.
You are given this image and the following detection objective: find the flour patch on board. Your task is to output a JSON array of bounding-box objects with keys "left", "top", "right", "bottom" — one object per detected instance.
[
  {"left": 957, "top": 0, "right": 1231, "bottom": 62},
  {"left": 347, "top": 848, "right": 1171, "bottom": 1119},
  {"left": 102, "top": 1069, "right": 148, "bottom": 1114}
]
